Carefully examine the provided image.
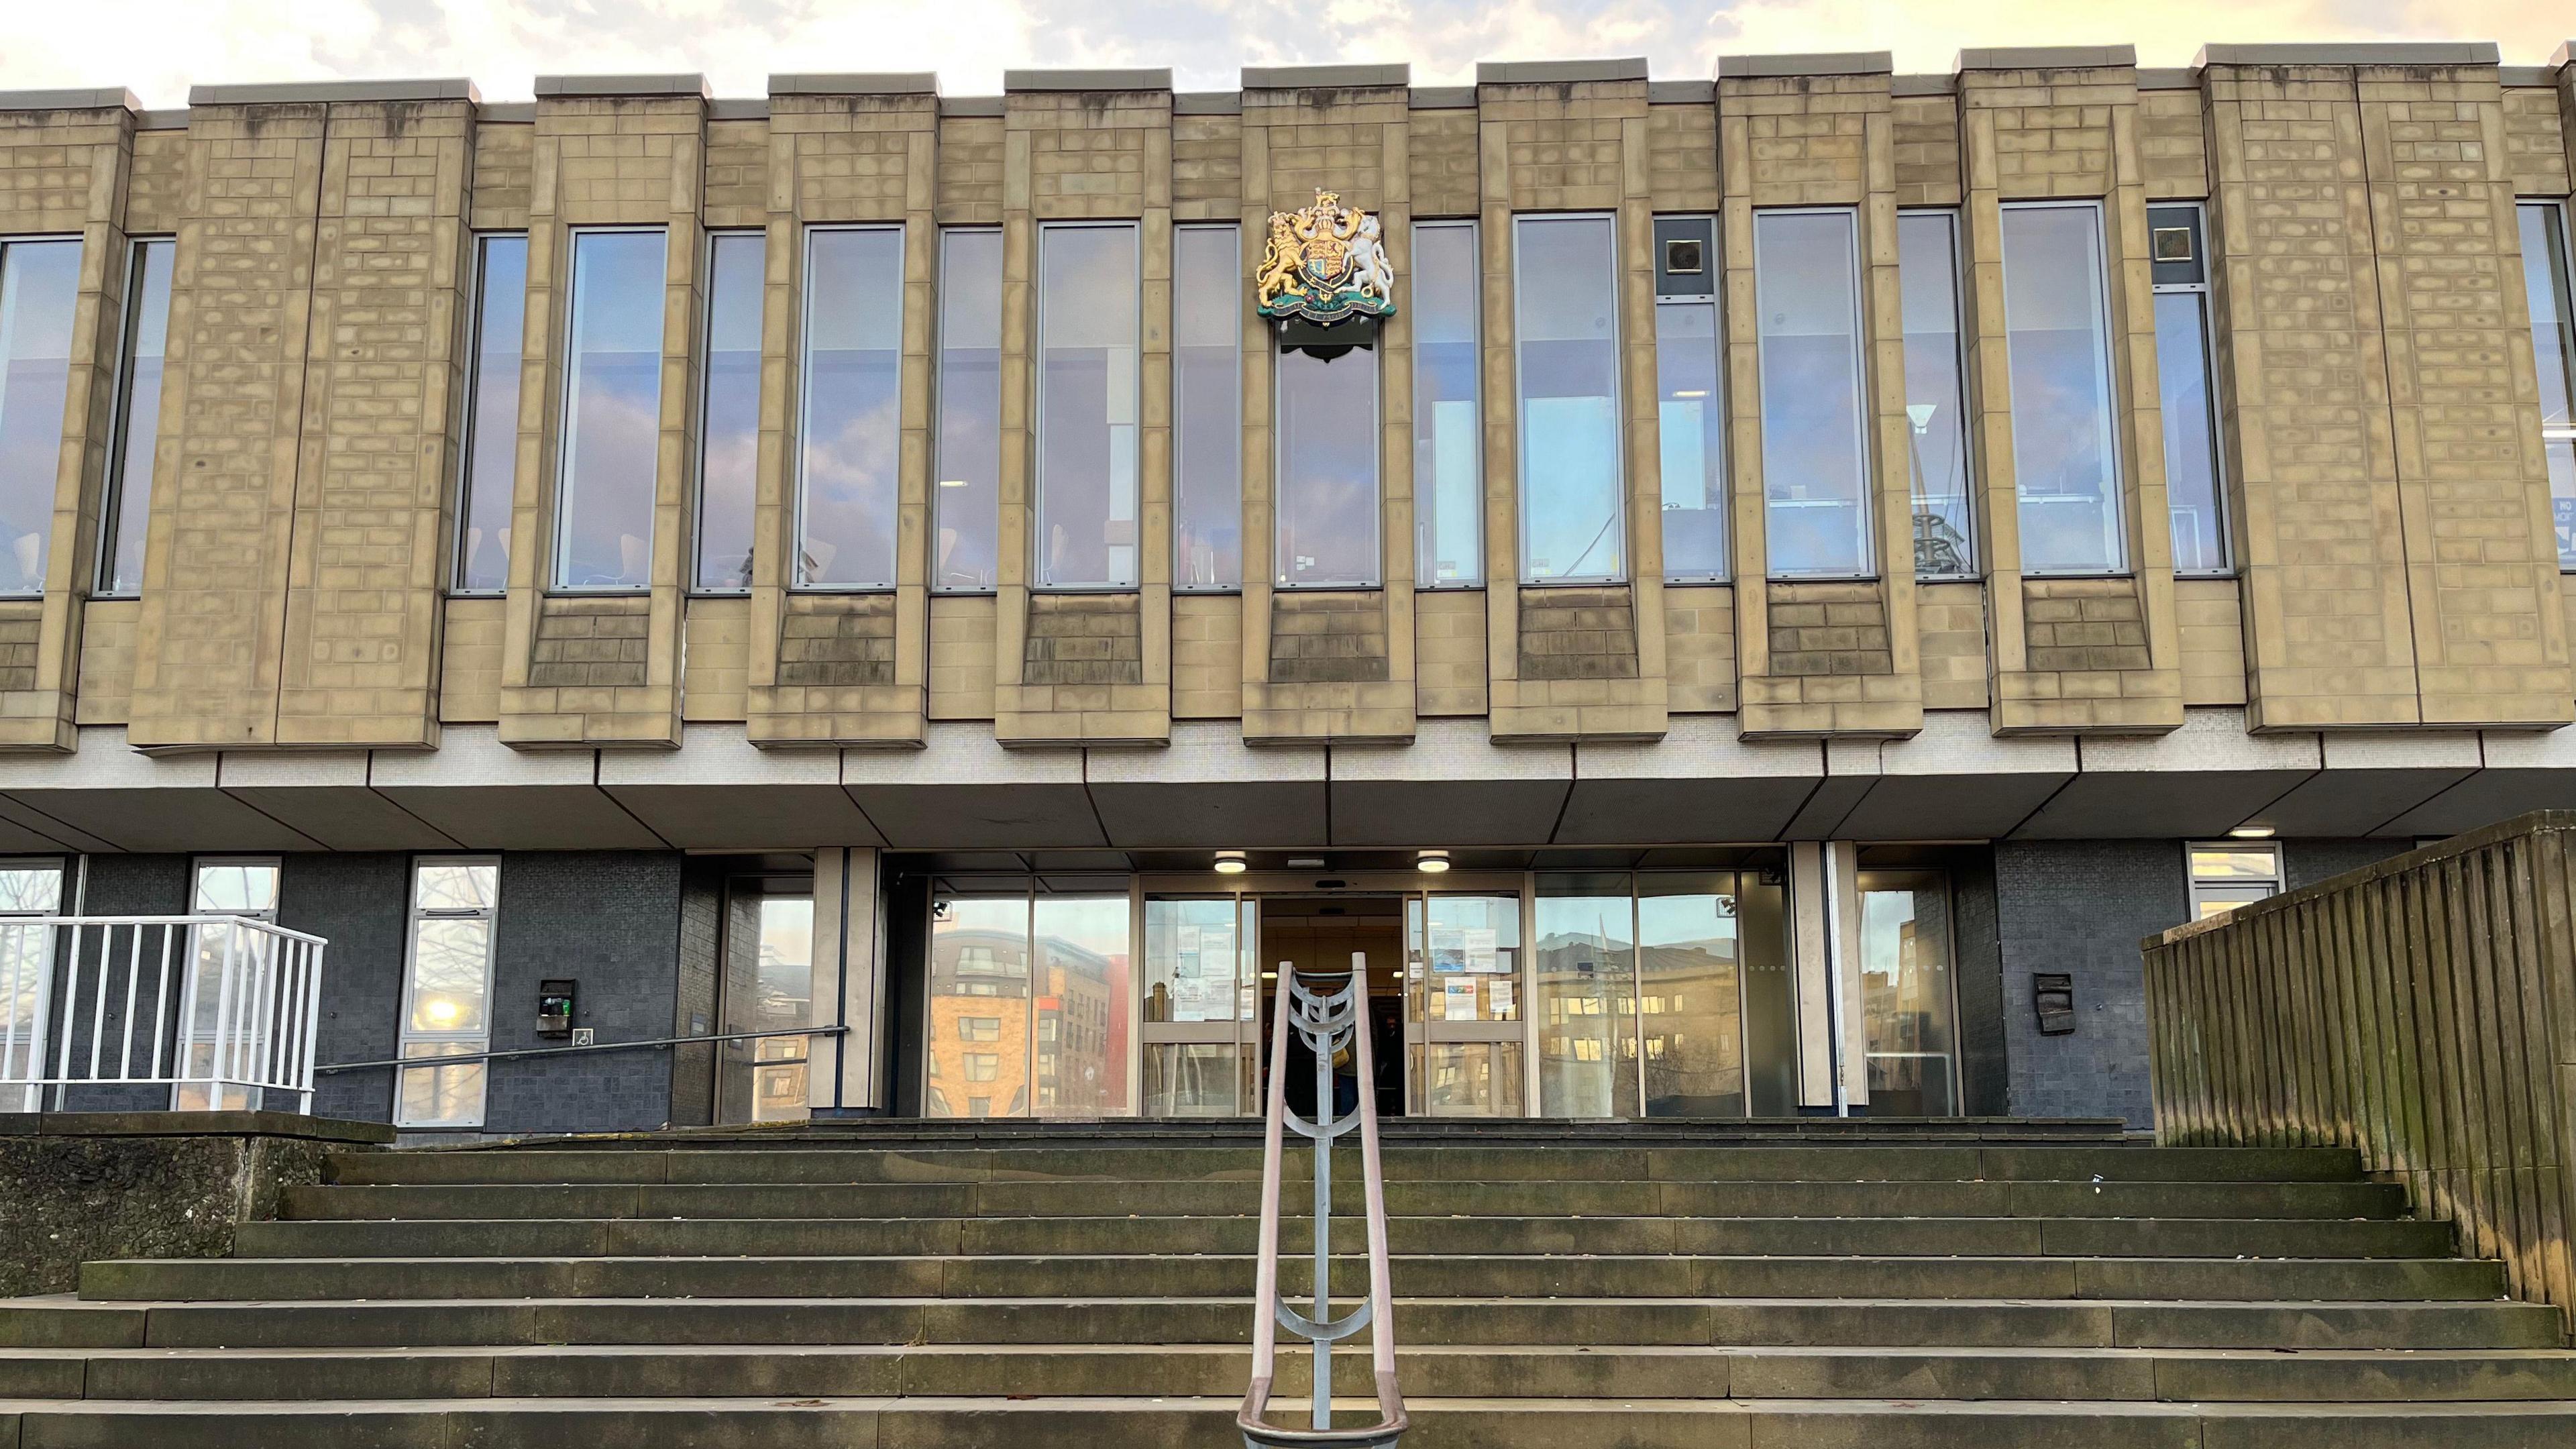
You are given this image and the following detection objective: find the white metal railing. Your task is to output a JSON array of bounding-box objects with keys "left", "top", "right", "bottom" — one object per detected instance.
[
  {"left": 1240, "top": 951, "right": 1405, "bottom": 1449},
  {"left": 0, "top": 916, "right": 327, "bottom": 1114}
]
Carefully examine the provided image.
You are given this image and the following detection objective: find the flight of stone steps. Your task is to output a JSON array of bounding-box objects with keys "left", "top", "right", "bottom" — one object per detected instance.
[{"left": 0, "top": 1117, "right": 2571, "bottom": 1446}]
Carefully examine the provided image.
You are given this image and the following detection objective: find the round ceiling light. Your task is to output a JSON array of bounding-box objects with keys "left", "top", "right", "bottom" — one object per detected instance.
[
  {"left": 1214, "top": 851, "right": 1248, "bottom": 875},
  {"left": 1416, "top": 849, "right": 1451, "bottom": 874}
]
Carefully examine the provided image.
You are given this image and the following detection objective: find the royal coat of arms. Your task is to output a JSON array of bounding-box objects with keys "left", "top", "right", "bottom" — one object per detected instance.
[{"left": 1256, "top": 189, "right": 1396, "bottom": 327}]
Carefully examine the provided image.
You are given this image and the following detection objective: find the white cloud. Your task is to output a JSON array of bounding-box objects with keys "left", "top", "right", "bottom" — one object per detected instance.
[{"left": 5, "top": 0, "right": 2572, "bottom": 106}]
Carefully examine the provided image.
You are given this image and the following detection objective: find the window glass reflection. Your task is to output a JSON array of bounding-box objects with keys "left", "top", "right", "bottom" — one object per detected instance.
[
  {"left": 935, "top": 230, "right": 1003, "bottom": 592},
  {"left": 555, "top": 229, "right": 666, "bottom": 590},
  {"left": 2001, "top": 204, "right": 2125, "bottom": 574},
  {"left": 695, "top": 232, "right": 761, "bottom": 591},
  {"left": 1175, "top": 226, "right": 1242, "bottom": 590},
  {"left": 101, "top": 237, "right": 174, "bottom": 597},
  {"left": 2516, "top": 202, "right": 2576, "bottom": 569},
  {"left": 1859, "top": 871, "right": 1957, "bottom": 1117},
  {"left": 2157, "top": 292, "right": 2227, "bottom": 574},
  {"left": 798, "top": 227, "right": 904, "bottom": 588},
  {"left": 1638, "top": 875, "right": 1743, "bottom": 1117},
  {"left": 1516, "top": 215, "right": 1623, "bottom": 582},
  {"left": 0, "top": 239, "right": 81, "bottom": 595},
  {"left": 1658, "top": 299, "right": 1727, "bottom": 580},
  {"left": 927, "top": 888, "right": 1132, "bottom": 1118},
  {"left": 1276, "top": 344, "right": 1379, "bottom": 587},
  {"left": 1413, "top": 222, "right": 1481, "bottom": 586},
  {"left": 455, "top": 235, "right": 525, "bottom": 594},
  {"left": 1755, "top": 210, "right": 1871, "bottom": 578},
  {"left": 1896, "top": 212, "right": 1974, "bottom": 578},
  {"left": 1535, "top": 874, "right": 1638, "bottom": 1118},
  {"left": 1036, "top": 224, "right": 1140, "bottom": 589},
  {"left": 718, "top": 885, "right": 814, "bottom": 1125}
]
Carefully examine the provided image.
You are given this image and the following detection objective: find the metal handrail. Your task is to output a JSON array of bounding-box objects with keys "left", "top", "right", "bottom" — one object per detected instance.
[{"left": 1239, "top": 952, "right": 1405, "bottom": 1449}]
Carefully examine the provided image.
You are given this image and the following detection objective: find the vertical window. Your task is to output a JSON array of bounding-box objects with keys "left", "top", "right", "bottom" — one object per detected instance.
[
  {"left": 1515, "top": 214, "right": 1624, "bottom": 582},
  {"left": 716, "top": 873, "right": 814, "bottom": 1126},
  {"left": 175, "top": 857, "right": 281, "bottom": 1112},
  {"left": 2516, "top": 201, "right": 2576, "bottom": 570},
  {"left": 554, "top": 228, "right": 667, "bottom": 591},
  {"left": 1858, "top": 870, "right": 1959, "bottom": 1118},
  {"left": 1142, "top": 897, "right": 1258, "bottom": 1116},
  {"left": 2001, "top": 202, "right": 2125, "bottom": 575},
  {"left": 1035, "top": 222, "right": 1140, "bottom": 589},
  {"left": 2151, "top": 204, "right": 2230, "bottom": 576},
  {"left": 926, "top": 881, "right": 1132, "bottom": 1118},
  {"left": 2186, "top": 842, "right": 2280, "bottom": 920},
  {"left": 99, "top": 237, "right": 174, "bottom": 597},
  {"left": 1413, "top": 221, "right": 1482, "bottom": 586},
  {"left": 0, "top": 237, "right": 81, "bottom": 596},
  {"left": 1534, "top": 873, "right": 1638, "bottom": 1118},
  {"left": 1897, "top": 211, "right": 1975, "bottom": 578},
  {"left": 1754, "top": 209, "right": 1871, "bottom": 578},
  {"left": 1654, "top": 217, "right": 1727, "bottom": 582},
  {"left": 1174, "top": 225, "right": 1242, "bottom": 590},
  {"left": 797, "top": 225, "right": 905, "bottom": 588},
  {"left": 1275, "top": 343, "right": 1380, "bottom": 588},
  {"left": 934, "top": 229, "right": 1003, "bottom": 592},
  {"left": 694, "top": 231, "right": 761, "bottom": 592},
  {"left": 0, "top": 861, "right": 64, "bottom": 1114},
  {"left": 453, "top": 234, "right": 525, "bottom": 594},
  {"left": 396, "top": 858, "right": 500, "bottom": 1130}
]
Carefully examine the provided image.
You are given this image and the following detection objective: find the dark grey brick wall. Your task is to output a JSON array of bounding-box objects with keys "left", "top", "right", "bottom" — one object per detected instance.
[
  {"left": 1992, "top": 839, "right": 2188, "bottom": 1126},
  {"left": 1949, "top": 850, "right": 2008, "bottom": 1117},
  {"left": 282, "top": 853, "right": 411, "bottom": 1123},
  {"left": 480, "top": 851, "right": 687, "bottom": 1136},
  {"left": 2286, "top": 839, "right": 2410, "bottom": 892}
]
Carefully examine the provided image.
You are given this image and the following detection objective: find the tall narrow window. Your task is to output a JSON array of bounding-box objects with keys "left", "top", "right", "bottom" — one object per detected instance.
[
  {"left": 2151, "top": 204, "right": 2229, "bottom": 576},
  {"left": 1275, "top": 343, "right": 1379, "bottom": 588},
  {"left": 98, "top": 237, "right": 173, "bottom": 597},
  {"left": 174, "top": 857, "right": 280, "bottom": 1112},
  {"left": 694, "top": 231, "right": 762, "bottom": 592},
  {"left": 0, "top": 861, "right": 64, "bottom": 1114},
  {"left": 1516, "top": 215, "right": 1623, "bottom": 582},
  {"left": 2001, "top": 202, "right": 2124, "bottom": 575},
  {"left": 454, "top": 234, "right": 525, "bottom": 594},
  {"left": 0, "top": 237, "right": 81, "bottom": 596},
  {"left": 554, "top": 228, "right": 666, "bottom": 591},
  {"left": 1174, "top": 225, "right": 1242, "bottom": 590},
  {"left": 396, "top": 858, "right": 500, "bottom": 1130},
  {"left": 798, "top": 225, "right": 904, "bottom": 588},
  {"left": 1754, "top": 209, "right": 1871, "bottom": 578},
  {"left": 2517, "top": 201, "right": 2576, "bottom": 570},
  {"left": 1035, "top": 223, "right": 1139, "bottom": 590},
  {"left": 1897, "top": 211, "right": 1974, "bottom": 578},
  {"left": 1858, "top": 870, "right": 1960, "bottom": 1118},
  {"left": 1655, "top": 217, "right": 1727, "bottom": 582},
  {"left": 934, "top": 229, "right": 1002, "bottom": 592},
  {"left": 1413, "top": 221, "right": 1481, "bottom": 586},
  {"left": 716, "top": 871, "right": 814, "bottom": 1126}
]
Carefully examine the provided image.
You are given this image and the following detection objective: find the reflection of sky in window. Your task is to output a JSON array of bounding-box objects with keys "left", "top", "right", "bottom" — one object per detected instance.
[
  {"left": 696, "top": 233, "right": 763, "bottom": 590},
  {"left": 1413, "top": 223, "right": 1481, "bottom": 584},
  {"left": 1276, "top": 344, "right": 1379, "bottom": 586},
  {"left": 557, "top": 230, "right": 667, "bottom": 590},
  {"left": 2002, "top": 205, "right": 2122, "bottom": 574},
  {"left": 1756, "top": 211, "right": 1868, "bottom": 578},
  {"left": 0, "top": 240, "right": 81, "bottom": 595},
  {"left": 1517, "top": 216, "right": 1622, "bottom": 582},
  {"left": 104, "top": 239, "right": 175, "bottom": 597},
  {"left": 1896, "top": 213, "right": 1972, "bottom": 574},
  {"left": 1173, "top": 226, "right": 1242, "bottom": 590},
  {"left": 800, "top": 228, "right": 904, "bottom": 588},
  {"left": 457, "top": 235, "right": 526, "bottom": 593},
  {"left": 1037, "top": 225, "right": 1139, "bottom": 588},
  {"left": 936, "top": 231, "right": 1004, "bottom": 592},
  {"left": 1657, "top": 299, "right": 1726, "bottom": 579},
  {"left": 194, "top": 863, "right": 279, "bottom": 914}
]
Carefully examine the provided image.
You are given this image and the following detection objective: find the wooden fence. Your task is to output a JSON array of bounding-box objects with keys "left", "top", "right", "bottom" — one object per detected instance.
[{"left": 2143, "top": 810, "right": 2576, "bottom": 1324}]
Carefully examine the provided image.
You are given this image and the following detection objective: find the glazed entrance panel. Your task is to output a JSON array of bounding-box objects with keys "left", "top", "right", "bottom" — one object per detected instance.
[{"left": 1404, "top": 894, "right": 1526, "bottom": 1117}]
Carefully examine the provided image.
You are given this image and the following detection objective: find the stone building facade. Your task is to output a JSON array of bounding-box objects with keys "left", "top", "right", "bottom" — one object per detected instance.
[{"left": 0, "top": 43, "right": 2573, "bottom": 1135}]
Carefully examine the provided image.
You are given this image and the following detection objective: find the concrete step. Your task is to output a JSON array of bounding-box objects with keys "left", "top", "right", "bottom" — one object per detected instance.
[
  {"left": 2, "top": 1296, "right": 2557, "bottom": 1351},
  {"left": 9, "top": 1343, "right": 2576, "bottom": 1404},
  {"left": 2, "top": 1393, "right": 2574, "bottom": 1449},
  {"left": 72, "top": 1254, "right": 2510, "bottom": 1305},
  {"left": 323, "top": 1144, "right": 2365, "bottom": 1187},
  {"left": 229, "top": 1213, "right": 2460, "bottom": 1261},
  {"left": 277, "top": 1177, "right": 2410, "bottom": 1222}
]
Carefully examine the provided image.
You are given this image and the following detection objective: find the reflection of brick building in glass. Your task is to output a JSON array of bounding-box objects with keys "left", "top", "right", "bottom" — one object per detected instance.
[{"left": 924, "top": 914, "right": 1125, "bottom": 1118}]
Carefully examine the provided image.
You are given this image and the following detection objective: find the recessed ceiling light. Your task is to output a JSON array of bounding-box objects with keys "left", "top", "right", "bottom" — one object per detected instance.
[
  {"left": 1286, "top": 857, "right": 1326, "bottom": 869},
  {"left": 1416, "top": 849, "right": 1451, "bottom": 874},
  {"left": 2226, "top": 824, "right": 2275, "bottom": 840},
  {"left": 1214, "top": 850, "right": 1247, "bottom": 874}
]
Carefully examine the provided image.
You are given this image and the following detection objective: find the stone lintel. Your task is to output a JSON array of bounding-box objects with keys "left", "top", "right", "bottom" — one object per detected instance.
[
  {"left": 1717, "top": 52, "right": 1893, "bottom": 79},
  {"left": 1956, "top": 46, "right": 2139, "bottom": 72},
  {"left": 2195, "top": 42, "right": 2500, "bottom": 68},
  {"left": 187, "top": 78, "right": 478, "bottom": 106},
  {"left": 1477, "top": 58, "right": 1650, "bottom": 86},
  {"left": 1241, "top": 64, "right": 1410, "bottom": 90},
  {"left": 533, "top": 73, "right": 712, "bottom": 99},
  {"left": 1003, "top": 68, "right": 1175, "bottom": 93}
]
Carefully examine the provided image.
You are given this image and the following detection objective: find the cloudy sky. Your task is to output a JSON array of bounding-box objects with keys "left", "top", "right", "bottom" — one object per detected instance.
[{"left": 6, "top": 0, "right": 2573, "bottom": 106}]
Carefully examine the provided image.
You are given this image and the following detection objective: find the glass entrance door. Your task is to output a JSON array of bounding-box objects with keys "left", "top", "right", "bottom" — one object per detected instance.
[{"left": 1404, "top": 894, "right": 1525, "bottom": 1116}]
